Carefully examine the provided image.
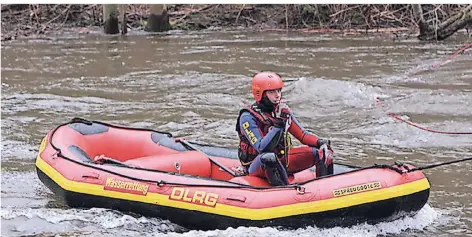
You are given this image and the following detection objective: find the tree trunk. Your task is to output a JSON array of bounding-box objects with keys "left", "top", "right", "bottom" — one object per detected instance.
[
  {"left": 414, "top": 4, "right": 472, "bottom": 41},
  {"left": 412, "top": 4, "right": 429, "bottom": 35},
  {"left": 146, "top": 4, "right": 170, "bottom": 32},
  {"left": 103, "top": 4, "right": 119, "bottom": 34},
  {"left": 119, "top": 4, "right": 127, "bottom": 35}
]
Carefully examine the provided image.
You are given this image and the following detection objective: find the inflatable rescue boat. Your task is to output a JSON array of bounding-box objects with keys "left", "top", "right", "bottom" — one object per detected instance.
[{"left": 36, "top": 118, "right": 430, "bottom": 230}]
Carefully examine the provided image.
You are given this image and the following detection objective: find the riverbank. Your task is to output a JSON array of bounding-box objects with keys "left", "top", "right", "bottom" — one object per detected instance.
[{"left": 1, "top": 4, "right": 469, "bottom": 41}]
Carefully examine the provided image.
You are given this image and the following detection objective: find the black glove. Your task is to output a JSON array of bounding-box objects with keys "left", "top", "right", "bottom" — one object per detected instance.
[
  {"left": 276, "top": 103, "right": 291, "bottom": 119},
  {"left": 272, "top": 118, "right": 286, "bottom": 129},
  {"left": 317, "top": 138, "right": 331, "bottom": 149}
]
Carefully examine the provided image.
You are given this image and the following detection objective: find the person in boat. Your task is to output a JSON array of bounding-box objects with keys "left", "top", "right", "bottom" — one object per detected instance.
[{"left": 235, "top": 71, "right": 334, "bottom": 186}]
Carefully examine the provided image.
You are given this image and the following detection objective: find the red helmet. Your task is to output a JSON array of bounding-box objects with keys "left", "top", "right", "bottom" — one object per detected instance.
[{"left": 251, "top": 72, "right": 284, "bottom": 103}]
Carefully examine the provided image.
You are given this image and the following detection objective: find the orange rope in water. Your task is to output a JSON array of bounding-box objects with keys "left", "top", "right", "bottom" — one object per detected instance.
[
  {"left": 431, "top": 41, "right": 472, "bottom": 69},
  {"left": 387, "top": 42, "right": 472, "bottom": 135},
  {"left": 387, "top": 113, "right": 472, "bottom": 135}
]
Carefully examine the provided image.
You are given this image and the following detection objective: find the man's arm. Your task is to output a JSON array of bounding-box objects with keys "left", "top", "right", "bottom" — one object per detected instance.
[
  {"left": 287, "top": 112, "right": 320, "bottom": 147},
  {"left": 239, "top": 112, "right": 283, "bottom": 153}
]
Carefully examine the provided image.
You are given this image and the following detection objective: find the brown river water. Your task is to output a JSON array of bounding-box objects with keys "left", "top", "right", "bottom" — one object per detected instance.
[{"left": 1, "top": 28, "right": 472, "bottom": 237}]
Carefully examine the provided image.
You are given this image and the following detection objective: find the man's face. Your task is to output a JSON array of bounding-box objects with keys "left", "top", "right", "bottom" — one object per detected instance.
[{"left": 264, "top": 88, "right": 282, "bottom": 104}]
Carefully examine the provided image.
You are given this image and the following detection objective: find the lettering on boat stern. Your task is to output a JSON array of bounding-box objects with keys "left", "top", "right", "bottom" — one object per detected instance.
[
  {"left": 333, "top": 181, "right": 382, "bottom": 197},
  {"left": 104, "top": 177, "right": 150, "bottom": 195},
  {"left": 169, "top": 187, "right": 219, "bottom": 207}
]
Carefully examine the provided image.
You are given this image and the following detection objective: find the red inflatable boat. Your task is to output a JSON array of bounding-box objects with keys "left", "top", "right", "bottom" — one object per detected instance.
[{"left": 36, "top": 118, "right": 430, "bottom": 230}]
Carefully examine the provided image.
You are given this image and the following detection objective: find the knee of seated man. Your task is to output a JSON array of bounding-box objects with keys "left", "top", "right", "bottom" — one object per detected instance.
[{"left": 259, "top": 153, "right": 278, "bottom": 167}]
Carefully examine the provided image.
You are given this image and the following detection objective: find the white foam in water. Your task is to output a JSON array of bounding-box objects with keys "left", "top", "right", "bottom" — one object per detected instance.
[
  {"left": 0, "top": 202, "right": 440, "bottom": 237},
  {"left": 343, "top": 114, "right": 472, "bottom": 149},
  {"left": 1, "top": 93, "right": 114, "bottom": 115},
  {"left": 285, "top": 77, "right": 387, "bottom": 114},
  {"left": 0, "top": 207, "right": 178, "bottom": 232},
  {"left": 381, "top": 75, "right": 425, "bottom": 84},
  {"left": 159, "top": 204, "right": 438, "bottom": 237},
  {"left": 1, "top": 139, "right": 39, "bottom": 161},
  {"left": 388, "top": 91, "right": 472, "bottom": 117}
]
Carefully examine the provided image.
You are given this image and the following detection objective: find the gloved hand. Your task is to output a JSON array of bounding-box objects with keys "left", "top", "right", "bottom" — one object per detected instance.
[
  {"left": 275, "top": 101, "right": 291, "bottom": 119},
  {"left": 318, "top": 145, "right": 334, "bottom": 166},
  {"left": 272, "top": 118, "right": 286, "bottom": 129},
  {"left": 317, "top": 138, "right": 331, "bottom": 149}
]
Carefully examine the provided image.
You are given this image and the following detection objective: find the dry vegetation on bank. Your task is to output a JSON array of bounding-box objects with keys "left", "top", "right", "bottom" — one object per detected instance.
[{"left": 1, "top": 4, "right": 471, "bottom": 41}]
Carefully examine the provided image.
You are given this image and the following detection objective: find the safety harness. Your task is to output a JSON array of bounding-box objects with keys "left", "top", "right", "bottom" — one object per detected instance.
[{"left": 235, "top": 103, "right": 292, "bottom": 167}]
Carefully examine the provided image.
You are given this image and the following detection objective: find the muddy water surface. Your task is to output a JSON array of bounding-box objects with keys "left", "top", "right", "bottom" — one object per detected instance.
[{"left": 1, "top": 29, "right": 472, "bottom": 237}]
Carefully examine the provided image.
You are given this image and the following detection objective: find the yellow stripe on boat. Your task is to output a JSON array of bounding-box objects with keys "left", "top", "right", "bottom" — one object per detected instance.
[{"left": 36, "top": 155, "right": 430, "bottom": 220}]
